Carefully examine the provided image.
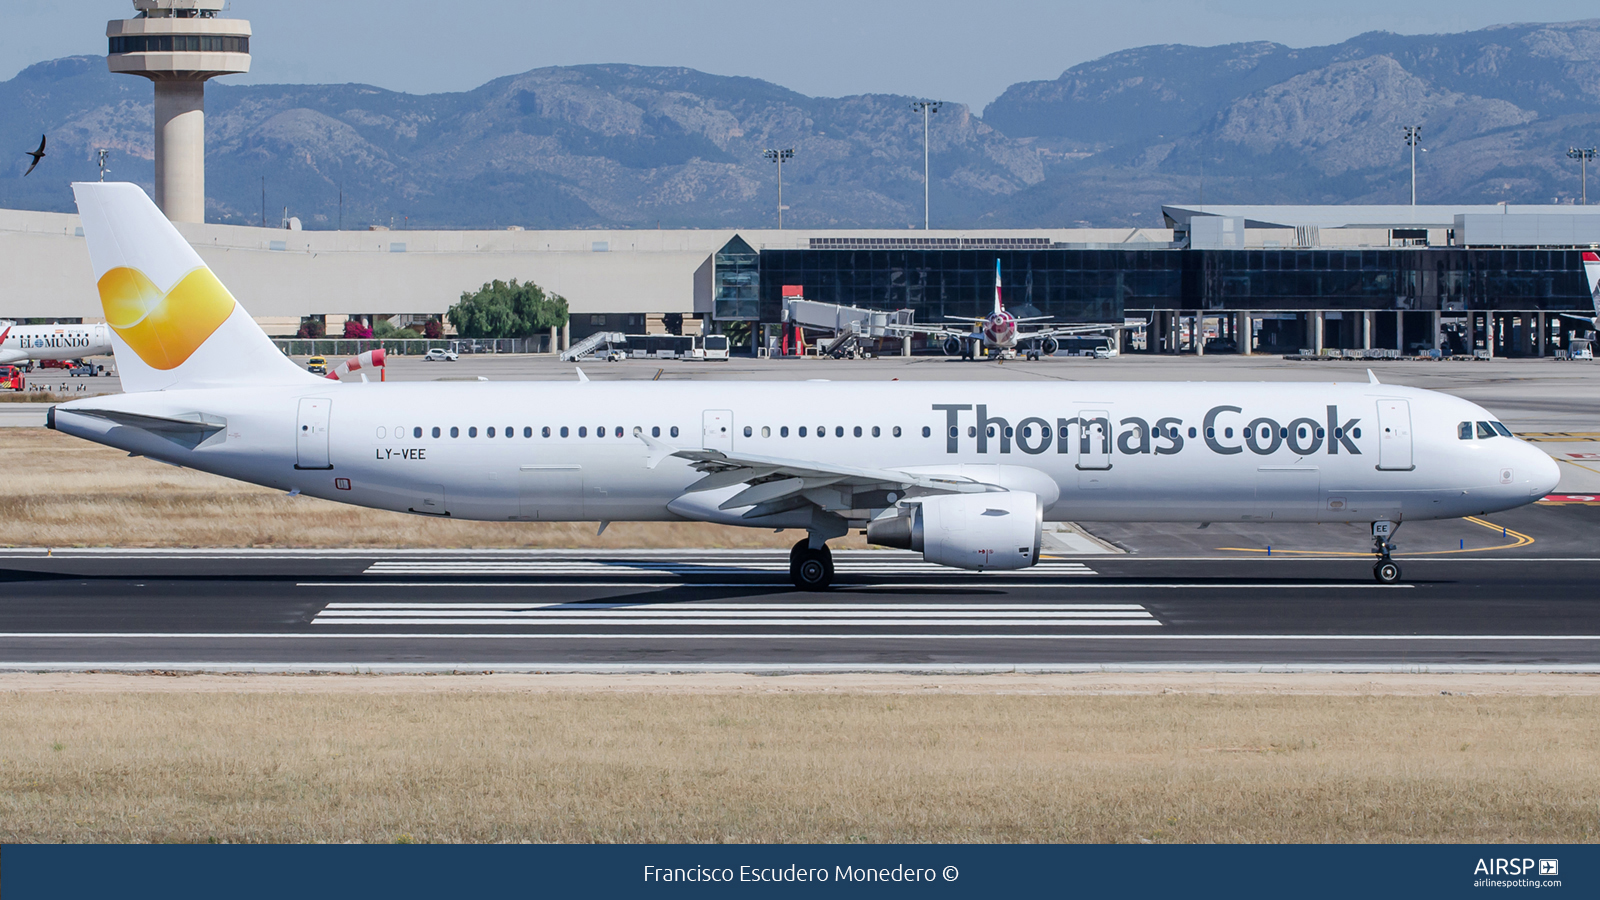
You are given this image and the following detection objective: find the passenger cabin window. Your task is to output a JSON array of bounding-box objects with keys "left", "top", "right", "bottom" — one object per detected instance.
[
  {"left": 799, "top": 427, "right": 808, "bottom": 437},
  {"left": 451, "top": 427, "right": 460, "bottom": 438},
  {"left": 761, "top": 426, "right": 771, "bottom": 438},
  {"left": 922, "top": 426, "right": 931, "bottom": 438},
  {"left": 469, "top": 427, "right": 478, "bottom": 438},
  {"left": 744, "top": 426, "right": 753, "bottom": 437},
  {"left": 871, "top": 426, "right": 880, "bottom": 437},
  {"left": 414, "top": 427, "right": 423, "bottom": 438},
  {"left": 670, "top": 426, "right": 679, "bottom": 438},
  {"left": 579, "top": 427, "right": 588, "bottom": 437},
  {"left": 853, "top": 426, "right": 862, "bottom": 437},
  {"left": 651, "top": 426, "right": 661, "bottom": 438},
  {"left": 560, "top": 427, "right": 569, "bottom": 438},
  {"left": 893, "top": 426, "right": 902, "bottom": 437},
  {"left": 780, "top": 426, "right": 789, "bottom": 437}
]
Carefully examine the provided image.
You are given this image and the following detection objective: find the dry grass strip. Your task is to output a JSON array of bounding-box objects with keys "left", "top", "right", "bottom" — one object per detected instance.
[
  {"left": 0, "top": 428, "right": 866, "bottom": 549},
  {"left": 2, "top": 675, "right": 1597, "bottom": 843}
]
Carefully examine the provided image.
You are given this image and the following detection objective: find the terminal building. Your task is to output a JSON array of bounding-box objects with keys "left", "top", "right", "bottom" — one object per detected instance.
[
  {"left": 2, "top": 0, "right": 1597, "bottom": 358},
  {"left": 2, "top": 205, "right": 1596, "bottom": 357}
]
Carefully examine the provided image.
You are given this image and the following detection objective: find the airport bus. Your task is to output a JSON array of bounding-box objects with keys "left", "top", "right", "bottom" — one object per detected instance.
[{"left": 1056, "top": 334, "right": 1118, "bottom": 358}]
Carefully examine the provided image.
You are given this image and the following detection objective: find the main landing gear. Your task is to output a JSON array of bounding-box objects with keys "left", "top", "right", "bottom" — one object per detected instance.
[
  {"left": 1371, "top": 520, "right": 1401, "bottom": 584},
  {"left": 790, "top": 539, "right": 834, "bottom": 591}
]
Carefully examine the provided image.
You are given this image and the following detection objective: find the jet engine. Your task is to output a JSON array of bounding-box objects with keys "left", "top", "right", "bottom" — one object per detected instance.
[
  {"left": 866, "top": 491, "right": 1042, "bottom": 570},
  {"left": 942, "top": 336, "right": 963, "bottom": 356},
  {"left": 1040, "top": 337, "right": 1059, "bottom": 357}
]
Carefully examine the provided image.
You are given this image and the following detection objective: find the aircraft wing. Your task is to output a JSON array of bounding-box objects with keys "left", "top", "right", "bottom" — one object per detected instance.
[
  {"left": 883, "top": 323, "right": 977, "bottom": 340},
  {"left": 1024, "top": 322, "right": 1141, "bottom": 341},
  {"left": 1555, "top": 312, "right": 1597, "bottom": 328},
  {"left": 639, "top": 433, "right": 997, "bottom": 516}
]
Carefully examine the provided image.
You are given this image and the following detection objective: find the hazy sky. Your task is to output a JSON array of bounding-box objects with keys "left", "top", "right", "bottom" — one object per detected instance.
[{"left": 4, "top": 2, "right": 1592, "bottom": 110}]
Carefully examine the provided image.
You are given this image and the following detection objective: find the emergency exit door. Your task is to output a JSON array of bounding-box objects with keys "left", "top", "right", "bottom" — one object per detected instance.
[
  {"left": 295, "top": 398, "right": 332, "bottom": 469},
  {"left": 703, "top": 409, "right": 733, "bottom": 452}
]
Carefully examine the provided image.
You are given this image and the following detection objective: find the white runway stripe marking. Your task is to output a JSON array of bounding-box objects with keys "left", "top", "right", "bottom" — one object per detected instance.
[
  {"left": 323, "top": 602, "right": 1146, "bottom": 611},
  {"left": 312, "top": 614, "right": 1164, "bottom": 624},
  {"left": 310, "top": 601, "right": 1158, "bottom": 628},
  {"left": 362, "top": 561, "right": 1097, "bottom": 576},
  {"left": 299, "top": 582, "right": 1413, "bottom": 590}
]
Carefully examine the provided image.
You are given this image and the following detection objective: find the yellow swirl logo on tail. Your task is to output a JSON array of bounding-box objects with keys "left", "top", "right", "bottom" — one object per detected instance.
[{"left": 97, "top": 266, "right": 236, "bottom": 370}]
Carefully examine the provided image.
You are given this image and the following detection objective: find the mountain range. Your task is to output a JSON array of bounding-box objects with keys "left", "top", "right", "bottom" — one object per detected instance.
[{"left": 3, "top": 18, "right": 1600, "bottom": 230}]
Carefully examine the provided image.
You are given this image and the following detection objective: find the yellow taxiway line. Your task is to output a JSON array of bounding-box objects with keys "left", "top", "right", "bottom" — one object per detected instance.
[{"left": 1218, "top": 516, "right": 1534, "bottom": 557}]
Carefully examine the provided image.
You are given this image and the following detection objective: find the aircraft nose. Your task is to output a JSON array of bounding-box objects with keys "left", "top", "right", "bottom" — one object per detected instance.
[{"left": 1523, "top": 442, "right": 1561, "bottom": 498}]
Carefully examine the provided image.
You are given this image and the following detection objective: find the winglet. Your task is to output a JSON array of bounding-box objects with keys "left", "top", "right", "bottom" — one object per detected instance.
[
  {"left": 575, "top": 367, "right": 589, "bottom": 383},
  {"left": 1368, "top": 368, "right": 1380, "bottom": 385},
  {"left": 637, "top": 432, "right": 679, "bottom": 469}
]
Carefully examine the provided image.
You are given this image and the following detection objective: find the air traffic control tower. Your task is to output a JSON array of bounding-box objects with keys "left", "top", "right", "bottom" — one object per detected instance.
[{"left": 106, "top": 0, "right": 250, "bottom": 223}]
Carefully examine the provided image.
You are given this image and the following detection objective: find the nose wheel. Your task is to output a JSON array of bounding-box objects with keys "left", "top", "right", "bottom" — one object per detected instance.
[
  {"left": 1371, "top": 522, "right": 1401, "bottom": 583},
  {"left": 790, "top": 539, "right": 834, "bottom": 591}
]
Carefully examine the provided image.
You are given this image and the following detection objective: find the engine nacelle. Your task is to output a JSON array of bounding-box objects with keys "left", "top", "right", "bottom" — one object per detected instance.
[
  {"left": 943, "top": 336, "right": 963, "bottom": 356},
  {"left": 866, "top": 491, "right": 1041, "bottom": 570},
  {"left": 1041, "top": 337, "right": 1059, "bottom": 357}
]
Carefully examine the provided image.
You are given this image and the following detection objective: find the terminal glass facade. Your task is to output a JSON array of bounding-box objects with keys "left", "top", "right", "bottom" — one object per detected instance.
[
  {"left": 756, "top": 247, "right": 1593, "bottom": 323},
  {"left": 1189, "top": 248, "right": 1593, "bottom": 312},
  {"left": 712, "top": 236, "right": 760, "bottom": 321},
  {"left": 758, "top": 249, "right": 1184, "bottom": 324}
]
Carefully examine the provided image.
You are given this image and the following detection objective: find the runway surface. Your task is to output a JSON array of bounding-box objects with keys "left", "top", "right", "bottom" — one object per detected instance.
[{"left": 2, "top": 525, "right": 1597, "bottom": 671}]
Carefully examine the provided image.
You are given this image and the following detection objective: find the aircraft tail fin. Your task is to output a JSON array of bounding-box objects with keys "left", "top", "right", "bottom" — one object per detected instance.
[
  {"left": 994, "top": 259, "right": 1003, "bottom": 315},
  {"left": 1584, "top": 251, "right": 1600, "bottom": 316},
  {"left": 71, "top": 182, "right": 312, "bottom": 393}
]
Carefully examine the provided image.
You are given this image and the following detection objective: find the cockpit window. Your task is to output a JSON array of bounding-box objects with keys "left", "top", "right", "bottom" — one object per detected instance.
[
  {"left": 1491, "top": 422, "right": 1513, "bottom": 438},
  {"left": 1458, "top": 422, "right": 1473, "bottom": 440},
  {"left": 1476, "top": 421, "right": 1497, "bottom": 439}
]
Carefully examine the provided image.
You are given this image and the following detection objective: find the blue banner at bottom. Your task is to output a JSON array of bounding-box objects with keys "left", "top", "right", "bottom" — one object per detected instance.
[{"left": 2, "top": 844, "right": 1591, "bottom": 899}]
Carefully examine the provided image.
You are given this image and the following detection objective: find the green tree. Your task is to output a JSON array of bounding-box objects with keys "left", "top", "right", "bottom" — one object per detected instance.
[{"left": 447, "top": 279, "right": 568, "bottom": 339}]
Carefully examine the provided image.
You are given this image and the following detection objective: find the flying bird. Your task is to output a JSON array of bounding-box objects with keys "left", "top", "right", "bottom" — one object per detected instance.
[{"left": 23, "top": 135, "right": 45, "bottom": 176}]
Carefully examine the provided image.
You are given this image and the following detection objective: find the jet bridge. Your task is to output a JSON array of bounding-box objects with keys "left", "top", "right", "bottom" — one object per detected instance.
[{"left": 781, "top": 298, "right": 914, "bottom": 358}]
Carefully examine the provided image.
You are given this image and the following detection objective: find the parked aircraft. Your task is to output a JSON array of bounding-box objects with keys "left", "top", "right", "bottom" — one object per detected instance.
[
  {"left": 0, "top": 321, "right": 112, "bottom": 367},
  {"left": 889, "top": 260, "right": 1131, "bottom": 360},
  {"left": 49, "top": 183, "right": 1559, "bottom": 588},
  {"left": 1557, "top": 250, "right": 1600, "bottom": 330}
]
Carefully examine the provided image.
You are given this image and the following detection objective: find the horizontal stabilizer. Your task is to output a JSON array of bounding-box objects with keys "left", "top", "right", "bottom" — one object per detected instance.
[{"left": 65, "top": 408, "right": 226, "bottom": 449}]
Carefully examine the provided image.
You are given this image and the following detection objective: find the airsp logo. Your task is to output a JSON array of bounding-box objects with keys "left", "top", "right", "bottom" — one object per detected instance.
[
  {"left": 1540, "top": 859, "right": 1559, "bottom": 877},
  {"left": 1474, "top": 858, "right": 1543, "bottom": 876}
]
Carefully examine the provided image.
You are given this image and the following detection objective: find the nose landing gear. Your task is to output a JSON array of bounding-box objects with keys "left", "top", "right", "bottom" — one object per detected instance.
[{"left": 1371, "top": 520, "right": 1401, "bottom": 584}]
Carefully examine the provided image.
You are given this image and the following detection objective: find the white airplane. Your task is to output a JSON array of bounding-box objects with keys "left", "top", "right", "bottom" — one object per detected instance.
[
  {"left": 49, "top": 183, "right": 1560, "bottom": 588},
  {"left": 0, "top": 320, "right": 112, "bottom": 367},
  {"left": 889, "top": 260, "right": 1130, "bottom": 360}
]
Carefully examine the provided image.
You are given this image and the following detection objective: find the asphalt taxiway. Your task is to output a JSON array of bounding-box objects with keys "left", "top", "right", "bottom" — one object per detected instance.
[{"left": 1, "top": 500, "right": 1595, "bottom": 672}]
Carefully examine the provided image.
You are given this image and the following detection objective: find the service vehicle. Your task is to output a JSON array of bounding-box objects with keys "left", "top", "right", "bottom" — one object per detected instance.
[
  {"left": 0, "top": 365, "right": 23, "bottom": 391},
  {"left": 67, "top": 361, "right": 105, "bottom": 377},
  {"left": 423, "top": 348, "right": 459, "bottom": 362},
  {"left": 305, "top": 356, "right": 328, "bottom": 375}
]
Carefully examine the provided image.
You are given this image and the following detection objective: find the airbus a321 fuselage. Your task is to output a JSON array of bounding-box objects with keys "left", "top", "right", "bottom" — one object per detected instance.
[{"left": 49, "top": 183, "right": 1560, "bottom": 588}]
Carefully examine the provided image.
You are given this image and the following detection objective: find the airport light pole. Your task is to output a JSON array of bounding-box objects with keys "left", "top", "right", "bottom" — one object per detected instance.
[
  {"left": 1568, "top": 147, "right": 1597, "bottom": 205},
  {"left": 1403, "top": 125, "right": 1422, "bottom": 205},
  {"left": 763, "top": 148, "right": 794, "bottom": 229},
  {"left": 911, "top": 100, "right": 943, "bottom": 229}
]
